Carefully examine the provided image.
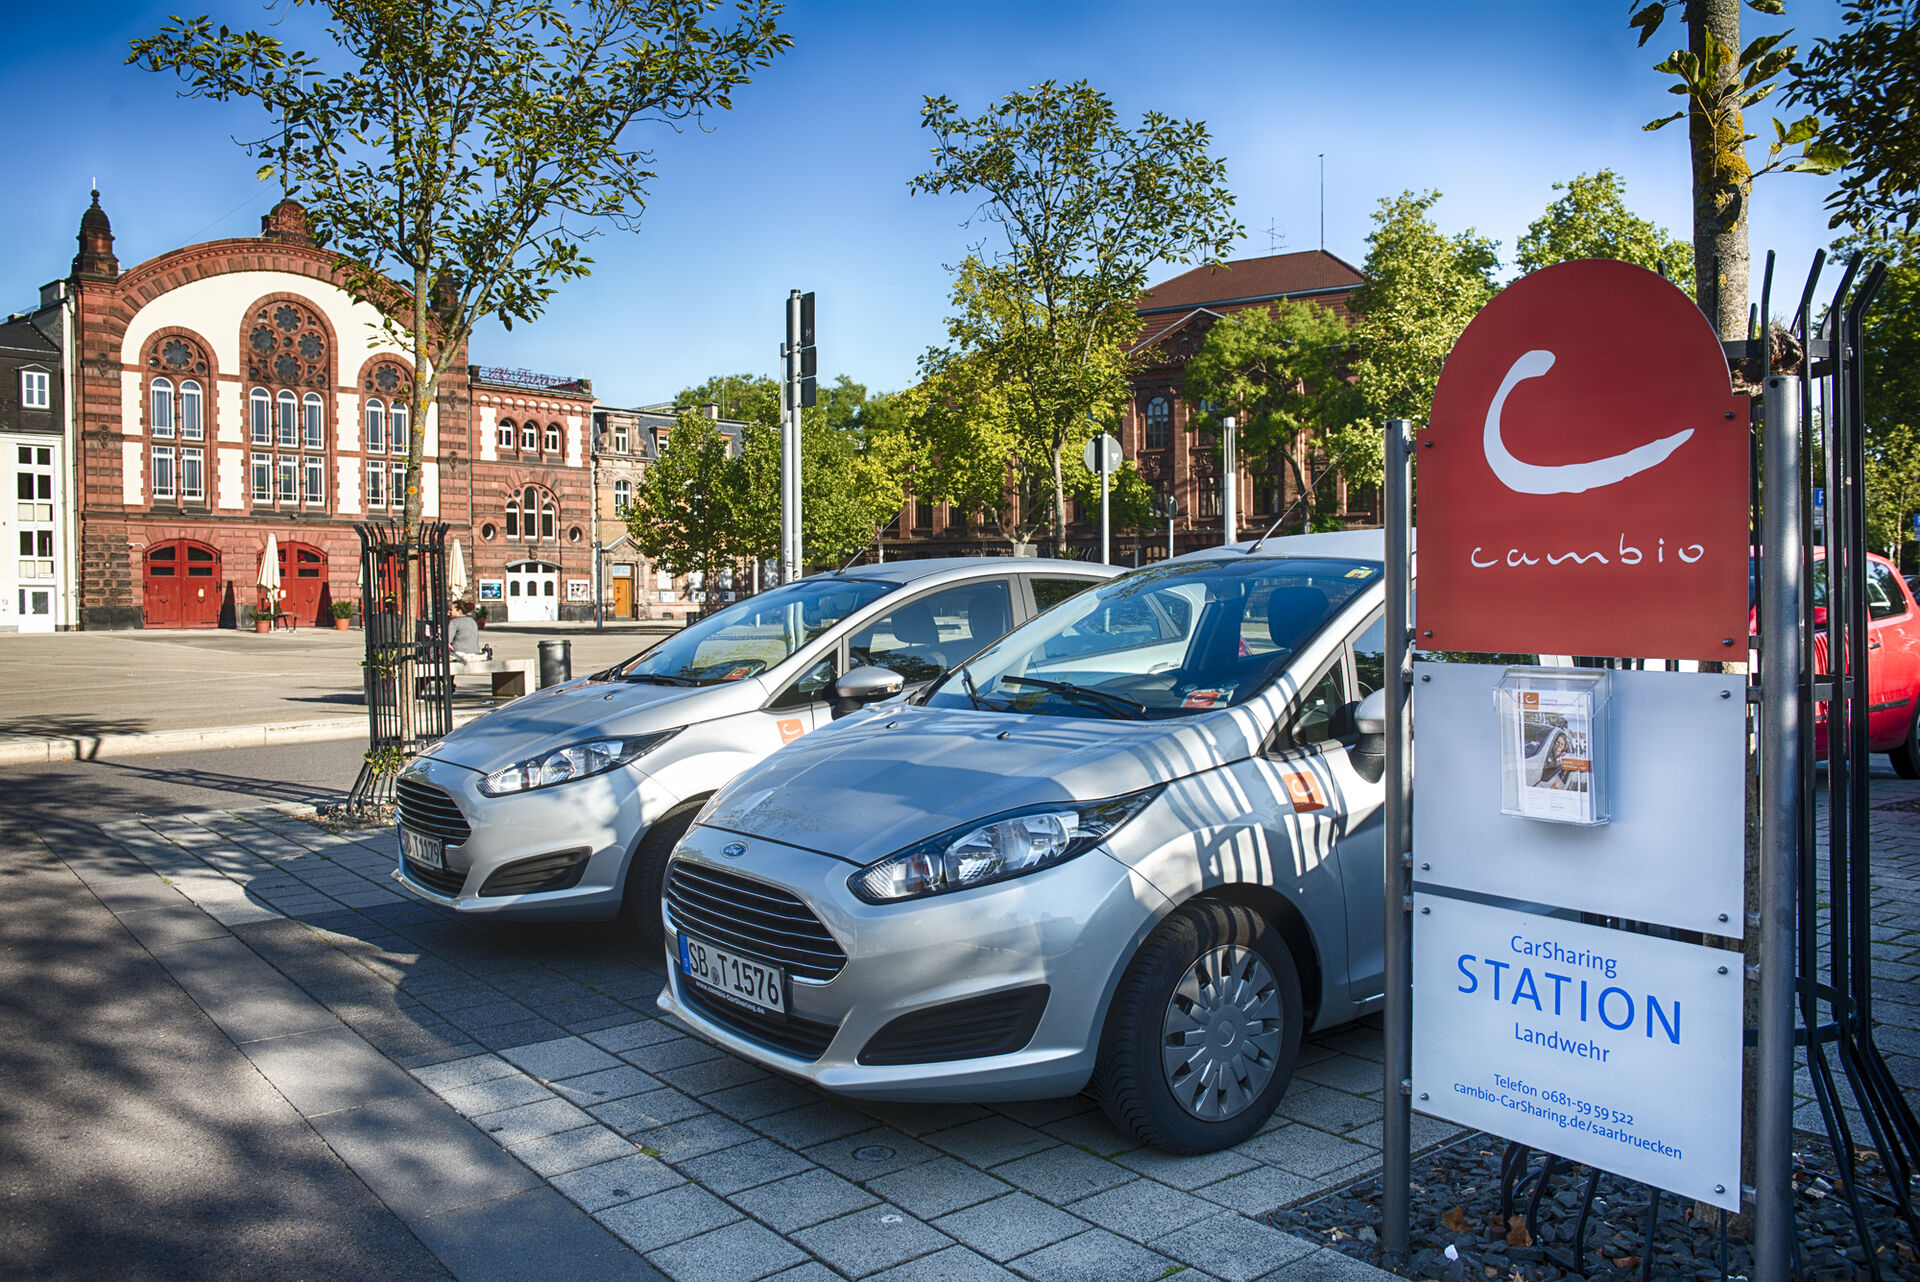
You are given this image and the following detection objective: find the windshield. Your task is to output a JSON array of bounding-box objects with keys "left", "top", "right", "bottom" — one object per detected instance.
[
  {"left": 924, "top": 556, "right": 1379, "bottom": 720},
  {"left": 611, "top": 577, "right": 896, "bottom": 686}
]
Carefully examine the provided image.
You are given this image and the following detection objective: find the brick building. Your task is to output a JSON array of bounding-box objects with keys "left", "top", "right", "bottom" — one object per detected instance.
[
  {"left": 62, "top": 192, "right": 467, "bottom": 629},
  {"left": 592, "top": 402, "right": 747, "bottom": 620},
  {"left": 881, "top": 249, "right": 1370, "bottom": 563},
  {"left": 466, "top": 368, "right": 595, "bottom": 621}
]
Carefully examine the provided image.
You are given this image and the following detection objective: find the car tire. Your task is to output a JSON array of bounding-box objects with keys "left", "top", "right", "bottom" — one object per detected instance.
[
  {"left": 621, "top": 800, "right": 705, "bottom": 944},
  {"left": 1893, "top": 708, "right": 1920, "bottom": 779},
  {"left": 1094, "top": 901, "right": 1302, "bottom": 1154}
]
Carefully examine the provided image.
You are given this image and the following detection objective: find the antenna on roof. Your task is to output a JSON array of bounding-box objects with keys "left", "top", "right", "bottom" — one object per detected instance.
[{"left": 1263, "top": 219, "right": 1284, "bottom": 255}]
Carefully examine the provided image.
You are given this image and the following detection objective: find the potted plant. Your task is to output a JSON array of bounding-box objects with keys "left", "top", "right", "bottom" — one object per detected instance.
[
  {"left": 473, "top": 604, "right": 490, "bottom": 628},
  {"left": 329, "top": 600, "right": 353, "bottom": 630},
  {"left": 246, "top": 606, "right": 270, "bottom": 634}
]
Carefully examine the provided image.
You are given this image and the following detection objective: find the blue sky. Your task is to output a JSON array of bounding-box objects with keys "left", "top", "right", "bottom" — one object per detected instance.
[{"left": 1, "top": 0, "right": 1851, "bottom": 407}]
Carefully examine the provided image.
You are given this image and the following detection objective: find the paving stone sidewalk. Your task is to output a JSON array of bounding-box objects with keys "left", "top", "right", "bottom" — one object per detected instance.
[
  {"left": 81, "top": 805, "right": 1420, "bottom": 1282},
  {"left": 66, "top": 777, "right": 1919, "bottom": 1281}
]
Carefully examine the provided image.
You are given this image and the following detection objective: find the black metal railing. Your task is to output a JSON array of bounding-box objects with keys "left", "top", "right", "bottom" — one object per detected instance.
[{"left": 346, "top": 520, "right": 454, "bottom": 810}]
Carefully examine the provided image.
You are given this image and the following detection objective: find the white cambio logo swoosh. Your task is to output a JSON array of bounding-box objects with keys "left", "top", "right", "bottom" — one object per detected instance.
[{"left": 1485, "top": 350, "right": 1695, "bottom": 495}]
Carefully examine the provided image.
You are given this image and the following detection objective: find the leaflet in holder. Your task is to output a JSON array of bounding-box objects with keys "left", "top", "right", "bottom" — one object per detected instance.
[{"left": 1495, "top": 668, "right": 1611, "bottom": 826}]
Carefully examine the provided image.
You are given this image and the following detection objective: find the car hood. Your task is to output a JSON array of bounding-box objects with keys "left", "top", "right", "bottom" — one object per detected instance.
[
  {"left": 421, "top": 672, "right": 767, "bottom": 771},
  {"left": 699, "top": 701, "right": 1264, "bottom": 865}
]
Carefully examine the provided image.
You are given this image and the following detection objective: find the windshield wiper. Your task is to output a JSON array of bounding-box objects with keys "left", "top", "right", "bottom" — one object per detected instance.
[
  {"left": 620, "top": 672, "right": 697, "bottom": 686},
  {"left": 959, "top": 666, "right": 996, "bottom": 711},
  {"left": 1001, "top": 675, "right": 1148, "bottom": 719}
]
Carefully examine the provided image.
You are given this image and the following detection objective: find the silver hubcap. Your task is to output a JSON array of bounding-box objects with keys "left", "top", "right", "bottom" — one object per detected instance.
[{"left": 1160, "top": 944, "right": 1283, "bottom": 1121}]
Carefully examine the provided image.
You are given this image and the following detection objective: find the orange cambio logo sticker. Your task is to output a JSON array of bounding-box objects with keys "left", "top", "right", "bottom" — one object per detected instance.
[
  {"left": 777, "top": 718, "right": 805, "bottom": 745},
  {"left": 1183, "top": 689, "right": 1226, "bottom": 709},
  {"left": 1282, "top": 770, "right": 1327, "bottom": 813},
  {"left": 725, "top": 667, "right": 751, "bottom": 681},
  {"left": 1522, "top": 691, "right": 1540, "bottom": 709}
]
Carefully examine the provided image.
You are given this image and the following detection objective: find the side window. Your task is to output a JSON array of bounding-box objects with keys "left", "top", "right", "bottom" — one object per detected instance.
[
  {"left": 849, "top": 580, "right": 1013, "bottom": 685},
  {"left": 1273, "top": 660, "right": 1349, "bottom": 753},
  {"left": 768, "top": 656, "right": 836, "bottom": 710},
  {"left": 1868, "top": 562, "right": 1907, "bottom": 621},
  {"left": 1031, "top": 576, "right": 1095, "bottom": 613},
  {"left": 1351, "top": 615, "right": 1387, "bottom": 697}
]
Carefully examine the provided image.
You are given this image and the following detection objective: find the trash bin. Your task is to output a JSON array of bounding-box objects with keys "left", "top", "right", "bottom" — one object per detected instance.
[{"left": 538, "top": 639, "right": 571, "bottom": 689}]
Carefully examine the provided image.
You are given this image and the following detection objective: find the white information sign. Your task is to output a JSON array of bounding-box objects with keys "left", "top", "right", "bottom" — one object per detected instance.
[
  {"left": 1412, "top": 893, "right": 1744, "bottom": 1210},
  {"left": 1413, "top": 663, "right": 1746, "bottom": 934}
]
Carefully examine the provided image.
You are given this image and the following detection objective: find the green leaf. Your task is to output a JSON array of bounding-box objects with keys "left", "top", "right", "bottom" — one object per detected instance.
[
  {"left": 1629, "top": 1, "right": 1668, "bottom": 47},
  {"left": 1747, "top": 0, "right": 1786, "bottom": 14},
  {"left": 255, "top": 164, "right": 273, "bottom": 181},
  {"left": 1644, "top": 111, "right": 1685, "bottom": 131}
]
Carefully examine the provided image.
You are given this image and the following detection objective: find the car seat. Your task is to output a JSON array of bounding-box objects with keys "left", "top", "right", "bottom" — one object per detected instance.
[
  {"left": 879, "top": 601, "right": 948, "bottom": 679},
  {"left": 1266, "top": 585, "right": 1330, "bottom": 653}
]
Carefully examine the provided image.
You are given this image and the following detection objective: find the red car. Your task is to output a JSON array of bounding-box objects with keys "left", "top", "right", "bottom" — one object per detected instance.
[{"left": 1806, "top": 551, "right": 1920, "bottom": 775}]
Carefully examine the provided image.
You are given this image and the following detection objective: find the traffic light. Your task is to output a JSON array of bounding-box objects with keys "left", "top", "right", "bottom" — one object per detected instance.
[{"left": 798, "top": 291, "right": 817, "bottom": 408}]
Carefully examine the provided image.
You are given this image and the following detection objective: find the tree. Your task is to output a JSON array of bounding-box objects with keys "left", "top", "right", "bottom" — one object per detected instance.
[
  {"left": 1178, "top": 300, "right": 1355, "bottom": 533},
  {"left": 1344, "top": 191, "right": 1498, "bottom": 465},
  {"left": 909, "top": 80, "right": 1240, "bottom": 553},
  {"left": 1835, "top": 227, "right": 1920, "bottom": 552},
  {"left": 675, "top": 373, "right": 782, "bottom": 426},
  {"left": 1517, "top": 170, "right": 1698, "bottom": 294},
  {"left": 133, "top": 0, "right": 790, "bottom": 543},
  {"left": 1787, "top": 0, "right": 1920, "bottom": 233},
  {"left": 1632, "top": 0, "right": 1843, "bottom": 339},
  {"left": 625, "top": 413, "right": 740, "bottom": 605}
]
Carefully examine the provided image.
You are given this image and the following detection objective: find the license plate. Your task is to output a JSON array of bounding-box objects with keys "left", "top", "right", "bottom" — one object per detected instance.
[
  {"left": 399, "top": 827, "right": 445, "bottom": 871},
  {"left": 680, "top": 934, "right": 786, "bottom": 1016}
]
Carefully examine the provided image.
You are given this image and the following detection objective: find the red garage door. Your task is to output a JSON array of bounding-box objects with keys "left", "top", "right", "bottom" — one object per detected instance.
[
  {"left": 278, "top": 541, "right": 327, "bottom": 627},
  {"left": 144, "top": 540, "right": 222, "bottom": 628}
]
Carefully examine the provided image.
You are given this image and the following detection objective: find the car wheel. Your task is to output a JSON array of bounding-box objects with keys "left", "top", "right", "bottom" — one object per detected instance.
[
  {"left": 621, "top": 800, "right": 704, "bottom": 944},
  {"left": 1094, "top": 901, "right": 1302, "bottom": 1154},
  {"left": 1892, "top": 708, "right": 1920, "bottom": 779}
]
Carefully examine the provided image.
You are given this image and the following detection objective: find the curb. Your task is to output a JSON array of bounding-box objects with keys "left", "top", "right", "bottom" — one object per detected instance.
[{"left": 0, "top": 709, "right": 490, "bottom": 767}]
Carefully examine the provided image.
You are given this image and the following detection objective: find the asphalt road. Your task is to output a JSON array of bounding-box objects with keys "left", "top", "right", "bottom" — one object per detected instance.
[{"left": 0, "top": 737, "right": 446, "bottom": 1281}]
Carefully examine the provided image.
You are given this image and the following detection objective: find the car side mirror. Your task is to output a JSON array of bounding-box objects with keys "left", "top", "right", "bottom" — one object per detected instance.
[
  {"left": 1353, "top": 688, "right": 1387, "bottom": 737},
  {"left": 831, "top": 665, "right": 906, "bottom": 716}
]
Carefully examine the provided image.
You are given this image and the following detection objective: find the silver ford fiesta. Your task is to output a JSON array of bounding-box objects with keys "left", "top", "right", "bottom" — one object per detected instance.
[
  {"left": 658, "top": 531, "right": 1392, "bottom": 1153},
  {"left": 392, "top": 557, "right": 1116, "bottom": 933}
]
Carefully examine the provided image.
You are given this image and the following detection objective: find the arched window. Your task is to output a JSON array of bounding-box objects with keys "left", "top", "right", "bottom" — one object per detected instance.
[
  {"left": 498, "top": 419, "right": 515, "bottom": 450},
  {"left": 150, "top": 377, "right": 174, "bottom": 438},
  {"left": 505, "top": 486, "right": 557, "bottom": 541},
  {"left": 544, "top": 423, "right": 561, "bottom": 453},
  {"left": 388, "top": 401, "right": 407, "bottom": 451},
  {"left": 302, "top": 392, "right": 324, "bottom": 449},
  {"left": 1145, "top": 396, "right": 1171, "bottom": 451},
  {"left": 179, "top": 380, "right": 202, "bottom": 441},
  {"left": 521, "top": 425, "right": 537, "bottom": 451},
  {"left": 365, "top": 399, "right": 386, "bottom": 454},
  {"left": 244, "top": 298, "right": 332, "bottom": 512}
]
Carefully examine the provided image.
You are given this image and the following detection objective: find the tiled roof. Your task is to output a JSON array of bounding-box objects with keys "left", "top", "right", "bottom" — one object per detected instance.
[{"left": 1136, "top": 249, "right": 1364, "bottom": 315}]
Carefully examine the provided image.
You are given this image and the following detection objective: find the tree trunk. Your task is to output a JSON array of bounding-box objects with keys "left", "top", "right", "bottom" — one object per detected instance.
[
  {"left": 1283, "top": 436, "right": 1315, "bottom": 533},
  {"left": 1050, "top": 445, "right": 1068, "bottom": 557},
  {"left": 1690, "top": 0, "right": 1751, "bottom": 344}
]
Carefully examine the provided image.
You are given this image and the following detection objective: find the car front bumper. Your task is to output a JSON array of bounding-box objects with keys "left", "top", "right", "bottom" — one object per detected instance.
[
  {"left": 392, "top": 753, "right": 681, "bottom": 920},
  {"left": 656, "top": 822, "right": 1170, "bottom": 1101}
]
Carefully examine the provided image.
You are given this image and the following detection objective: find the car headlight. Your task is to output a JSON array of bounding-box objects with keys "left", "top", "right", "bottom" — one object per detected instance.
[
  {"left": 477, "top": 730, "right": 678, "bottom": 796},
  {"left": 849, "top": 787, "right": 1162, "bottom": 904}
]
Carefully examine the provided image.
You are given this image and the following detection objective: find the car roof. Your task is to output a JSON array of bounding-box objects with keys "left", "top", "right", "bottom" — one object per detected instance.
[
  {"left": 1166, "top": 528, "right": 1388, "bottom": 565},
  {"left": 813, "top": 556, "right": 1120, "bottom": 586}
]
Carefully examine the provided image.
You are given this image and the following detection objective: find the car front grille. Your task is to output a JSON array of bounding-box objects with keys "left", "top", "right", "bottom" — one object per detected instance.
[
  {"left": 479, "top": 849, "right": 590, "bottom": 897},
  {"left": 857, "top": 986, "right": 1051, "bottom": 1066},
  {"left": 675, "top": 971, "right": 840, "bottom": 1061},
  {"left": 397, "top": 779, "right": 472, "bottom": 844},
  {"left": 402, "top": 858, "right": 466, "bottom": 896},
  {"left": 665, "top": 860, "right": 847, "bottom": 982}
]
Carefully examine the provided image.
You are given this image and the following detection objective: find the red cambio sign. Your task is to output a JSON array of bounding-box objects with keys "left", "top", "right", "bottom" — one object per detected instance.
[{"left": 1418, "top": 259, "right": 1750, "bottom": 662}]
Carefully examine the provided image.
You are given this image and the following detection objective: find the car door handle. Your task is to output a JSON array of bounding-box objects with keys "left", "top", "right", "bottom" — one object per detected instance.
[{"left": 1870, "top": 639, "right": 1883, "bottom": 650}]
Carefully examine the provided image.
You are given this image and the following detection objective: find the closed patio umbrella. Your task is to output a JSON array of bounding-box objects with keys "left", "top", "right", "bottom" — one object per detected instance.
[
  {"left": 449, "top": 537, "right": 469, "bottom": 600},
  {"left": 257, "top": 533, "right": 282, "bottom": 613}
]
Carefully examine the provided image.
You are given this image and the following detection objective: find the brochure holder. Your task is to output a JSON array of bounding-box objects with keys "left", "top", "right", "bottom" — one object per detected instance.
[{"left": 1494, "top": 668, "right": 1611, "bottom": 825}]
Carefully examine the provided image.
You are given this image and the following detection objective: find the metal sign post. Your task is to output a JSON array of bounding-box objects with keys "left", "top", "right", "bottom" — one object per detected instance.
[
  {"left": 781, "top": 289, "right": 802, "bottom": 581},
  {"left": 1222, "top": 414, "right": 1238, "bottom": 545},
  {"left": 1755, "top": 374, "right": 1803, "bottom": 1281},
  {"left": 1382, "top": 417, "right": 1414, "bottom": 1260},
  {"left": 1083, "top": 432, "right": 1122, "bottom": 566}
]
